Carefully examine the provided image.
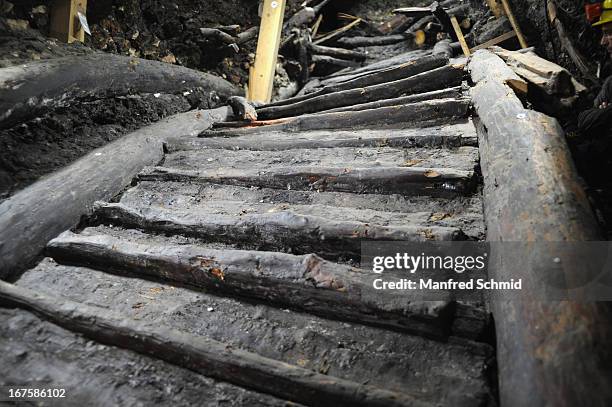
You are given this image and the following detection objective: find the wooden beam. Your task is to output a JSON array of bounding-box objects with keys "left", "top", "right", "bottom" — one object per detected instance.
[
  {"left": 49, "top": 0, "right": 87, "bottom": 43},
  {"left": 470, "top": 30, "right": 517, "bottom": 52},
  {"left": 486, "top": 0, "right": 503, "bottom": 18},
  {"left": 450, "top": 16, "right": 470, "bottom": 56},
  {"left": 499, "top": 0, "right": 528, "bottom": 48},
  {"left": 248, "top": 0, "right": 286, "bottom": 103}
]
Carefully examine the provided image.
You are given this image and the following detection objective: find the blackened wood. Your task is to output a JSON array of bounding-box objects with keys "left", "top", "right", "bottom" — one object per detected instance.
[
  {"left": 257, "top": 64, "right": 464, "bottom": 119},
  {"left": 319, "top": 87, "right": 464, "bottom": 114},
  {"left": 307, "top": 43, "right": 367, "bottom": 61},
  {"left": 470, "top": 49, "right": 612, "bottom": 407},
  {"left": 139, "top": 161, "right": 475, "bottom": 197},
  {"left": 433, "top": 39, "right": 455, "bottom": 58},
  {"left": 335, "top": 34, "right": 413, "bottom": 48},
  {"left": 206, "top": 99, "right": 470, "bottom": 135},
  {"left": 45, "top": 231, "right": 486, "bottom": 341},
  {"left": 0, "top": 107, "right": 231, "bottom": 279},
  {"left": 261, "top": 54, "right": 448, "bottom": 109},
  {"left": 166, "top": 121, "right": 477, "bottom": 152},
  {"left": 0, "top": 280, "right": 434, "bottom": 407},
  {"left": 0, "top": 53, "right": 239, "bottom": 129},
  {"left": 92, "top": 202, "right": 466, "bottom": 259}
]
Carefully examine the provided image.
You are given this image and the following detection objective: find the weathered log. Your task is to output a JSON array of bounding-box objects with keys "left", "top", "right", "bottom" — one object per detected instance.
[
  {"left": 261, "top": 54, "right": 448, "bottom": 109},
  {"left": 0, "top": 53, "right": 239, "bottom": 129},
  {"left": 166, "top": 121, "right": 477, "bottom": 152},
  {"left": 0, "top": 280, "right": 434, "bottom": 407},
  {"left": 307, "top": 43, "right": 367, "bottom": 61},
  {"left": 335, "top": 33, "right": 413, "bottom": 48},
  {"left": 470, "top": 49, "right": 612, "bottom": 406},
  {"left": 211, "top": 98, "right": 469, "bottom": 135},
  {"left": 319, "top": 87, "right": 464, "bottom": 114},
  {"left": 45, "top": 230, "right": 486, "bottom": 341},
  {"left": 312, "top": 55, "right": 360, "bottom": 68},
  {"left": 0, "top": 107, "right": 231, "bottom": 279},
  {"left": 257, "top": 64, "right": 464, "bottom": 119},
  {"left": 91, "top": 202, "right": 465, "bottom": 259},
  {"left": 139, "top": 160, "right": 475, "bottom": 198},
  {"left": 228, "top": 96, "right": 258, "bottom": 121}
]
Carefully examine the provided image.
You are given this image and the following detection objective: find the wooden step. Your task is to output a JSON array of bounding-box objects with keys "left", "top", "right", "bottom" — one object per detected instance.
[
  {"left": 162, "top": 146, "right": 479, "bottom": 174},
  {"left": 121, "top": 181, "right": 486, "bottom": 239},
  {"left": 91, "top": 201, "right": 467, "bottom": 259},
  {"left": 0, "top": 281, "right": 433, "bottom": 407},
  {"left": 167, "top": 120, "right": 478, "bottom": 152},
  {"left": 15, "top": 257, "right": 493, "bottom": 406},
  {"left": 0, "top": 307, "right": 300, "bottom": 406},
  {"left": 138, "top": 166, "right": 476, "bottom": 198},
  {"left": 45, "top": 229, "right": 487, "bottom": 340}
]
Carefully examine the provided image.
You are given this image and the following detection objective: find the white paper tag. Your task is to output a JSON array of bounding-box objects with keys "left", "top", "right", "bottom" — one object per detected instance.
[{"left": 77, "top": 11, "right": 91, "bottom": 35}]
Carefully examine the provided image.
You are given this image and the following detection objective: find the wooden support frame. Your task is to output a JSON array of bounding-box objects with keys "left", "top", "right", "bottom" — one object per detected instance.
[
  {"left": 248, "top": 0, "right": 287, "bottom": 103},
  {"left": 450, "top": 16, "right": 470, "bottom": 56},
  {"left": 50, "top": 0, "right": 87, "bottom": 43}
]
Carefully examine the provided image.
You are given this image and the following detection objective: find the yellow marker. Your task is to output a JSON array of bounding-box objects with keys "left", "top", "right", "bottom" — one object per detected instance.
[
  {"left": 50, "top": 0, "right": 88, "bottom": 43},
  {"left": 248, "top": 0, "right": 287, "bottom": 103}
]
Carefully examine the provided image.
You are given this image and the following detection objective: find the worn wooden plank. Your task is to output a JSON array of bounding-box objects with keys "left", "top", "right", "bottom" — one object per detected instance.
[
  {"left": 15, "top": 257, "right": 491, "bottom": 406},
  {"left": 0, "top": 280, "right": 434, "bottom": 407},
  {"left": 119, "top": 181, "right": 486, "bottom": 239},
  {"left": 90, "top": 201, "right": 467, "bottom": 261},
  {"left": 163, "top": 146, "right": 479, "bottom": 173},
  {"left": 168, "top": 120, "right": 477, "bottom": 152},
  {"left": 248, "top": 0, "right": 286, "bottom": 103},
  {"left": 138, "top": 164, "right": 476, "bottom": 198},
  {"left": 205, "top": 99, "right": 470, "bottom": 136},
  {"left": 44, "top": 231, "right": 487, "bottom": 340}
]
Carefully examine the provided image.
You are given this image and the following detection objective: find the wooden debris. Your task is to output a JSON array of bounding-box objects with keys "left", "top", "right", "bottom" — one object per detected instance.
[
  {"left": 49, "top": 0, "right": 87, "bottom": 43},
  {"left": 499, "top": 0, "right": 528, "bottom": 48},
  {"left": 450, "top": 16, "right": 470, "bottom": 56},
  {"left": 308, "top": 43, "right": 367, "bottom": 61}
]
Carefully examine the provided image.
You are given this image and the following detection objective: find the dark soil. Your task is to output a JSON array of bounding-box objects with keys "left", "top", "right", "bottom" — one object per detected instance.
[{"left": 0, "top": 93, "right": 197, "bottom": 200}]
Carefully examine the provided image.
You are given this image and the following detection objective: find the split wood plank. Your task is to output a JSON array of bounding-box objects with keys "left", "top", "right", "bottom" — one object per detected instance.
[
  {"left": 50, "top": 0, "right": 87, "bottom": 43},
  {"left": 248, "top": 0, "right": 286, "bottom": 103}
]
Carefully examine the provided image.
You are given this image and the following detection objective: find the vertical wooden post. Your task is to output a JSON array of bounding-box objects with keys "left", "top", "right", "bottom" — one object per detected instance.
[
  {"left": 248, "top": 0, "right": 287, "bottom": 103},
  {"left": 450, "top": 16, "right": 471, "bottom": 56},
  {"left": 50, "top": 0, "right": 88, "bottom": 44},
  {"left": 499, "top": 0, "right": 528, "bottom": 48}
]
